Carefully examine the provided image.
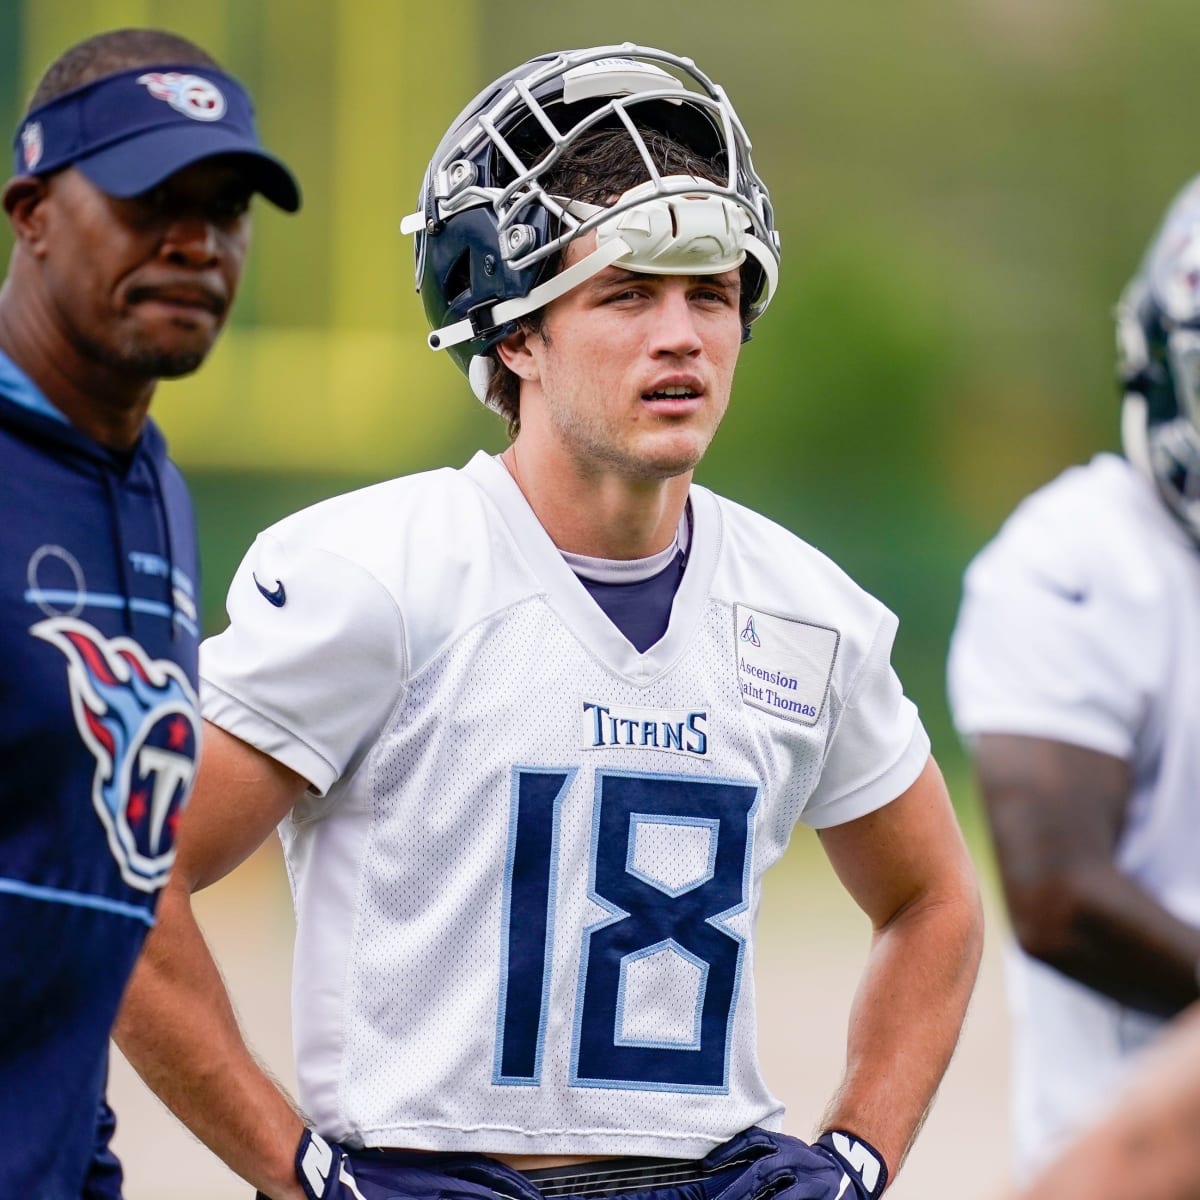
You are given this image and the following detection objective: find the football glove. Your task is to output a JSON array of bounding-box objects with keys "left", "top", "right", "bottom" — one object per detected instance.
[
  {"left": 254, "top": 1129, "right": 372, "bottom": 1200},
  {"left": 809, "top": 1130, "right": 888, "bottom": 1200},
  {"left": 701, "top": 1127, "right": 886, "bottom": 1200}
]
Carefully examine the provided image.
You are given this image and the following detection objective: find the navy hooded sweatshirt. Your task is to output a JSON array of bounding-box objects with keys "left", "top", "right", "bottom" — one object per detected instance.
[{"left": 0, "top": 348, "right": 201, "bottom": 1198}]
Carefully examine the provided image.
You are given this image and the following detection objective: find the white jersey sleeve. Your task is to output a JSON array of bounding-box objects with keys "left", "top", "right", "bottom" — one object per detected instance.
[
  {"left": 711, "top": 495, "right": 930, "bottom": 831},
  {"left": 201, "top": 511, "right": 406, "bottom": 794},
  {"left": 803, "top": 607, "right": 930, "bottom": 827},
  {"left": 948, "top": 456, "right": 1167, "bottom": 759}
]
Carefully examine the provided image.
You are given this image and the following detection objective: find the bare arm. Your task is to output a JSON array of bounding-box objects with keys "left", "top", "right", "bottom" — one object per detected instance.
[
  {"left": 114, "top": 721, "right": 311, "bottom": 1200},
  {"left": 815, "top": 755, "right": 984, "bottom": 1181},
  {"left": 975, "top": 733, "right": 1200, "bottom": 1016},
  {"left": 1005, "top": 1001, "right": 1200, "bottom": 1200}
]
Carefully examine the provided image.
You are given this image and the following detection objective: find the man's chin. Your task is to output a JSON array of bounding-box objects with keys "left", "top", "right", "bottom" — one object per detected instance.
[
  {"left": 633, "top": 433, "right": 712, "bottom": 479},
  {"left": 117, "top": 342, "right": 214, "bottom": 381},
  {"left": 149, "top": 352, "right": 211, "bottom": 379}
]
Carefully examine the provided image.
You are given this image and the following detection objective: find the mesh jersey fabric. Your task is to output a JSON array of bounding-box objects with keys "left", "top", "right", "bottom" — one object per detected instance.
[
  {"left": 201, "top": 451, "right": 929, "bottom": 1155},
  {"left": 947, "top": 452, "right": 1200, "bottom": 1175}
]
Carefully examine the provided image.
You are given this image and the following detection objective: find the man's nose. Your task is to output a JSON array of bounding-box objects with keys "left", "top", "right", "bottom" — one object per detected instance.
[
  {"left": 650, "top": 288, "right": 703, "bottom": 357},
  {"left": 160, "top": 214, "right": 220, "bottom": 266}
]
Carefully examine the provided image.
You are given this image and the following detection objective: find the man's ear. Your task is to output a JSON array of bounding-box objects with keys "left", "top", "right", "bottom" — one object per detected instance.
[
  {"left": 3, "top": 176, "right": 51, "bottom": 253},
  {"left": 494, "top": 324, "right": 541, "bottom": 382}
]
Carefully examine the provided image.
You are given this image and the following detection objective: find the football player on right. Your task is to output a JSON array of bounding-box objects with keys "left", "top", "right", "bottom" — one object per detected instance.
[{"left": 948, "top": 174, "right": 1200, "bottom": 1180}]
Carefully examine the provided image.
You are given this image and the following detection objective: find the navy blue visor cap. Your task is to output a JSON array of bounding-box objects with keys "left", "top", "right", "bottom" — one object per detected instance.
[{"left": 12, "top": 63, "right": 300, "bottom": 212}]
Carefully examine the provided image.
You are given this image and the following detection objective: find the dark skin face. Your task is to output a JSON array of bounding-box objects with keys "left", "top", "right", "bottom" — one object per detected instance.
[{"left": 0, "top": 155, "right": 253, "bottom": 448}]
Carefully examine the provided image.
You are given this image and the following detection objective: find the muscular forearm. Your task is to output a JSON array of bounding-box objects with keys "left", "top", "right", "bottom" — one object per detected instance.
[
  {"left": 1012, "top": 868, "right": 1200, "bottom": 1017},
  {"left": 821, "top": 888, "right": 983, "bottom": 1179},
  {"left": 114, "top": 881, "right": 306, "bottom": 1199}
]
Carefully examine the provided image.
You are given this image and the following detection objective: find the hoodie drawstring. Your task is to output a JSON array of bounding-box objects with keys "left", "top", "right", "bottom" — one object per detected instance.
[
  {"left": 100, "top": 469, "right": 135, "bottom": 635},
  {"left": 144, "top": 454, "right": 179, "bottom": 643}
]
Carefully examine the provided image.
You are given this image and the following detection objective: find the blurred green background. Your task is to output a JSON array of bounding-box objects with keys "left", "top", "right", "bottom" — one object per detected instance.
[{"left": 3, "top": 0, "right": 1194, "bottom": 816}]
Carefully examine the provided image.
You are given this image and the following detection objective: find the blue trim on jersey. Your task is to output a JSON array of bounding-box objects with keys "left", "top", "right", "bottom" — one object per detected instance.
[
  {"left": 626, "top": 813, "right": 720, "bottom": 897},
  {"left": 571, "top": 768, "right": 760, "bottom": 1094},
  {"left": 0, "top": 877, "right": 156, "bottom": 925},
  {"left": 23, "top": 586, "right": 199, "bottom": 636},
  {"left": 494, "top": 766, "right": 575, "bottom": 1086},
  {"left": 614, "top": 937, "right": 710, "bottom": 1050},
  {"left": 0, "top": 347, "right": 68, "bottom": 424}
]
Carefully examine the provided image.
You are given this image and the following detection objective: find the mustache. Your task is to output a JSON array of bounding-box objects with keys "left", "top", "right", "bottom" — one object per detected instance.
[{"left": 126, "top": 279, "right": 227, "bottom": 317}]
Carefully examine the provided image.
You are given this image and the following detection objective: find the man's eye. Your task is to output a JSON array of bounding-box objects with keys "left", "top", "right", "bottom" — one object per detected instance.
[{"left": 210, "top": 193, "right": 252, "bottom": 221}]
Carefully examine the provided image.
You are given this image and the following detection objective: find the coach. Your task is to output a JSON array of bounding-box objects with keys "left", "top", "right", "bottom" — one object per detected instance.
[{"left": 0, "top": 26, "right": 298, "bottom": 1199}]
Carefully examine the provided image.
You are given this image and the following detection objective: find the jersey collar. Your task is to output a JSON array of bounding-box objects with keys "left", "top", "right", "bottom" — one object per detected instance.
[
  {"left": 0, "top": 347, "right": 68, "bottom": 424},
  {"left": 463, "top": 451, "right": 722, "bottom": 683}
]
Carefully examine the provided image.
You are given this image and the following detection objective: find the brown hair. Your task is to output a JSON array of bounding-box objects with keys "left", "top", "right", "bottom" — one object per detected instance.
[{"left": 486, "top": 123, "right": 748, "bottom": 438}]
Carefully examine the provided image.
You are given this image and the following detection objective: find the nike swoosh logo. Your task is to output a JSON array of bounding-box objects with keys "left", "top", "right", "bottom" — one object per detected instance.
[
  {"left": 1047, "top": 583, "right": 1087, "bottom": 604},
  {"left": 252, "top": 573, "right": 286, "bottom": 607}
]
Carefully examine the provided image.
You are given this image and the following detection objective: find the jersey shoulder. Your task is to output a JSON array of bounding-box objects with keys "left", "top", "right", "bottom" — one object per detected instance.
[
  {"left": 260, "top": 464, "right": 474, "bottom": 563},
  {"left": 968, "top": 454, "right": 1186, "bottom": 609},
  {"left": 701, "top": 487, "right": 901, "bottom": 703},
  {"left": 244, "top": 459, "right": 541, "bottom": 678},
  {"left": 704, "top": 489, "right": 896, "bottom": 643}
]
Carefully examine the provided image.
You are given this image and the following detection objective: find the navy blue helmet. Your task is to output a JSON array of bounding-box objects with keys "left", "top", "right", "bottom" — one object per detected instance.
[
  {"left": 1117, "top": 176, "right": 1200, "bottom": 542},
  {"left": 401, "top": 44, "right": 780, "bottom": 405}
]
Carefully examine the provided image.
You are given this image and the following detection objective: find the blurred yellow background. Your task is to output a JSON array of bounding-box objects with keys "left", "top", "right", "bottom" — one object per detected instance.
[{"left": 5, "top": 0, "right": 1196, "bottom": 1195}]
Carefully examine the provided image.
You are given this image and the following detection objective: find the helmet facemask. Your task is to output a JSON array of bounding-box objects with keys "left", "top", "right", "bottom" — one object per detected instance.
[{"left": 1117, "top": 197, "right": 1200, "bottom": 543}]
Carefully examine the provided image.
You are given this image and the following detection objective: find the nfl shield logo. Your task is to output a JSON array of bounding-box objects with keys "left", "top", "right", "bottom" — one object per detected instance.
[{"left": 20, "top": 121, "right": 42, "bottom": 171}]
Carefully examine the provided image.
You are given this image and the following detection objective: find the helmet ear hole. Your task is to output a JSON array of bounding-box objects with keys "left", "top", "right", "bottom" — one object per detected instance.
[{"left": 443, "top": 249, "right": 473, "bottom": 309}]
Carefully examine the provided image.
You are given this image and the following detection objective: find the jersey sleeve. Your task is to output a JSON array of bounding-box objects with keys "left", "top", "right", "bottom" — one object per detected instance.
[
  {"left": 947, "top": 499, "right": 1158, "bottom": 760},
  {"left": 200, "top": 529, "right": 406, "bottom": 794},
  {"left": 802, "top": 608, "right": 931, "bottom": 829}
]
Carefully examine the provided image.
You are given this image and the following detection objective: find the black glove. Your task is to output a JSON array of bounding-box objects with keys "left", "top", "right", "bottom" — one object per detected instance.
[{"left": 808, "top": 1131, "right": 888, "bottom": 1200}]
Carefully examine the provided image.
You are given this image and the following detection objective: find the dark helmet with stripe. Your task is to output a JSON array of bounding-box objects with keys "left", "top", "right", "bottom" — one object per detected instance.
[
  {"left": 400, "top": 44, "right": 780, "bottom": 406},
  {"left": 1117, "top": 176, "right": 1200, "bottom": 542}
]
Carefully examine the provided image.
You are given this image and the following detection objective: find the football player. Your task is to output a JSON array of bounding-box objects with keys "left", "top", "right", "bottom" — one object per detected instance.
[
  {"left": 0, "top": 26, "right": 299, "bottom": 1200},
  {"left": 948, "top": 174, "right": 1200, "bottom": 1178},
  {"left": 116, "top": 44, "right": 983, "bottom": 1200}
]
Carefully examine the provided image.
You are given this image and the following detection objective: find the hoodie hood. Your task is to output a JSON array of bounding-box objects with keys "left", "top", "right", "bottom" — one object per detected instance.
[{"left": 0, "top": 346, "right": 194, "bottom": 640}]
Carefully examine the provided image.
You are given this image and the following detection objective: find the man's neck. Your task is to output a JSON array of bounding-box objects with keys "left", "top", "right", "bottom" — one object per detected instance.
[
  {"left": 499, "top": 442, "right": 691, "bottom": 560},
  {"left": 0, "top": 283, "right": 153, "bottom": 450}
]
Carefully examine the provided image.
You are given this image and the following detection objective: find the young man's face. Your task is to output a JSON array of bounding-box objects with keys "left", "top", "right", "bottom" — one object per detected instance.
[
  {"left": 31, "top": 156, "right": 252, "bottom": 380},
  {"left": 512, "top": 233, "right": 744, "bottom": 482}
]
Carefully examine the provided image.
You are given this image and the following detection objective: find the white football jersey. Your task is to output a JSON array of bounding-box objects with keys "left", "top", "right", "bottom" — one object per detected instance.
[
  {"left": 202, "top": 451, "right": 929, "bottom": 1156},
  {"left": 947, "top": 453, "right": 1200, "bottom": 1174}
]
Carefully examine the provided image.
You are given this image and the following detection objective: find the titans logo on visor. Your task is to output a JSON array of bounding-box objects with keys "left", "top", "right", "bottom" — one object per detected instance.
[
  {"left": 136, "top": 72, "right": 227, "bottom": 122},
  {"left": 32, "top": 616, "right": 200, "bottom": 893}
]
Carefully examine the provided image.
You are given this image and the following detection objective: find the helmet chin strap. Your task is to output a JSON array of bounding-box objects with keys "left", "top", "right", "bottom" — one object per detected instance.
[
  {"left": 428, "top": 235, "right": 631, "bottom": 352},
  {"left": 1121, "top": 392, "right": 1155, "bottom": 481},
  {"left": 426, "top": 178, "right": 779, "bottom": 356}
]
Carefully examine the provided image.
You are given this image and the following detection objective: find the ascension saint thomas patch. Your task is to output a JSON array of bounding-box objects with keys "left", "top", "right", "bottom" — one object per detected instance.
[{"left": 734, "top": 604, "right": 839, "bottom": 726}]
